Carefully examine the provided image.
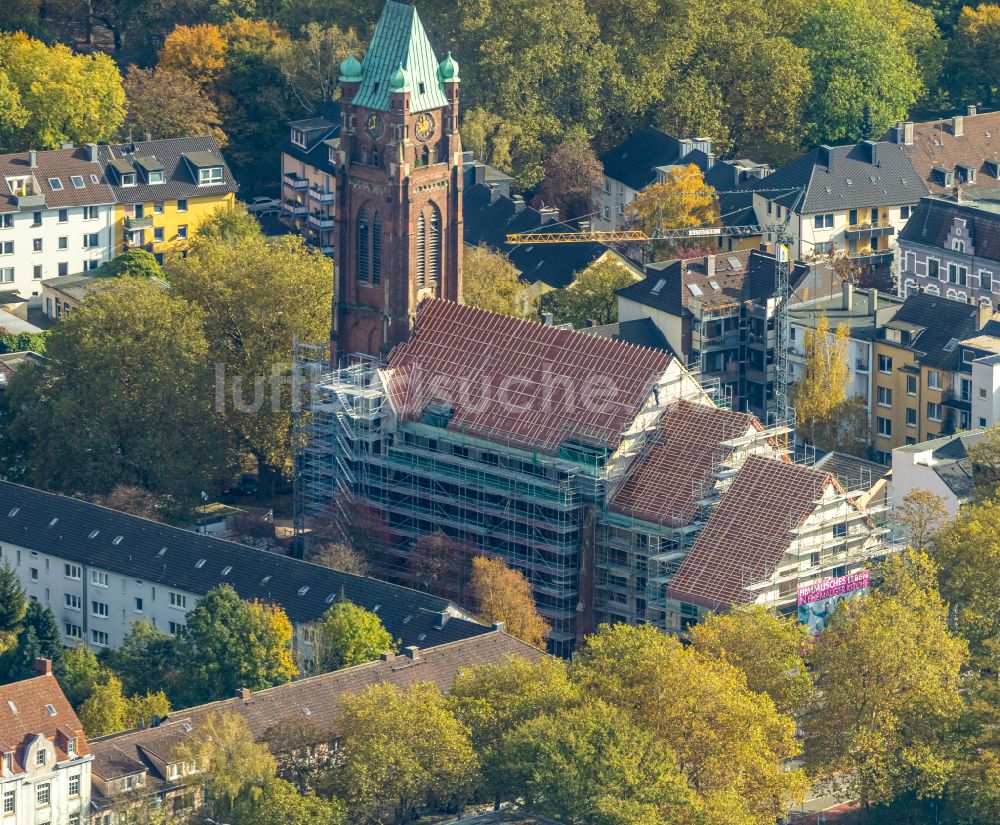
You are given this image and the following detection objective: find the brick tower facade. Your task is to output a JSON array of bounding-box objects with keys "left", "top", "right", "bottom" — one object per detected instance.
[{"left": 332, "top": 1, "right": 463, "bottom": 359}]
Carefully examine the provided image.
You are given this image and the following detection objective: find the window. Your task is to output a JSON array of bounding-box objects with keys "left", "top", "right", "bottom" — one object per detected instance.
[
  {"left": 83, "top": 205, "right": 98, "bottom": 220},
  {"left": 57, "top": 208, "right": 68, "bottom": 224},
  {"left": 0, "top": 267, "right": 12, "bottom": 283},
  {"left": 961, "top": 377, "right": 972, "bottom": 402},
  {"left": 291, "top": 128, "right": 306, "bottom": 148},
  {"left": 33, "top": 265, "right": 42, "bottom": 280},
  {"left": 83, "top": 233, "right": 99, "bottom": 248},
  {"left": 907, "top": 407, "right": 917, "bottom": 427},
  {"left": 69, "top": 774, "right": 80, "bottom": 796},
  {"left": 48, "top": 177, "right": 63, "bottom": 191},
  {"left": 64, "top": 623, "right": 81, "bottom": 639},
  {"left": 809, "top": 551, "right": 820, "bottom": 567},
  {"left": 901, "top": 205, "right": 911, "bottom": 220},
  {"left": 1, "top": 241, "right": 13, "bottom": 255},
  {"left": 36, "top": 782, "right": 50, "bottom": 806},
  {"left": 928, "top": 402, "right": 943, "bottom": 421},
  {"left": 981, "top": 270, "right": 994, "bottom": 293},
  {"left": 154, "top": 227, "right": 164, "bottom": 242},
  {"left": 168, "top": 763, "right": 181, "bottom": 780},
  {"left": 877, "top": 416, "right": 892, "bottom": 437},
  {"left": 814, "top": 213, "right": 834, "bottom": 229},
  {"left": 948, "top": 263, "right": 968, "bottom": 285},
  {"left": 878, "top": 354, "right": 893, "bottom": 373},
  {"left": 928, "top": 370, "right": 942, "bottom": 390},
  {"left": 31, "top": 211, "right": 41, "bottom": 227},
  {"left": 877, "top": 386, "right": 892, "bottom": 407},
  {"left": 134, "top": 596, "right": 143, "bottom": 612},
  {"left": 58, "top": 262, "right": 68, "bottom": 277},
  {"left": 814, "top": 241, "right": 833, "bottom": 255},
  {"left": 91, "top": 629, "right": 109, "bottom": 646},
  {"left": 29, "top": 567, "right": 38, "bottom": 581},
  {"left": 35, "top": 748, "right": 46, "bottom": 766},
  {"left": 120, "top": 172, "right": 136, "bottom": 186},
  {"left": 68, "top": 738, "right": 76, "bottom": 757},
  {"left": 177, "top": 225, "right": 188, "bottom": 239},
  {"left": 30, "top": 237, "right": 42, "bottom": 253},
  {"left": 91, "top": 570, "right": 108, "bottom": 587},
  {"left": 3, "top": 752, "right": 10, "bottom": 772},
  {"left": 198, "top": 166, "right": 223, "bottom": 185},
  {"left": 169, "top": 592, "right": 186, "bottom": 608},
  {"left": 91, "top": 601, "right": 109, "bottom": 617},
  {"left": 927, "top": 258, "right": 939, "bottom": 279},
  {"left": 3, "top": 789, "right": 13, "bottom": 813},
  {"left": 85, "top": 259, "right": 100, "bottom": 271},
  {"left": 64, "top": 562, "right": 81, "bottom": 579},
  {"left": 65, "top": 593, "right": 81, "bottom": 609},
  {"left": 69, "top": 815, "right": 80, "bottom": 825},
  {"left": 177, "top": 199, "right": 188, "bottom": 212},
  {"left": 169, "top": 621, "right": 186, "bottom": 635},
  {"left": 134, "top": 203, "right": 144, "bottom": 219},
  {"left": 833, "top": 522, "right": 847, "bottom": 538},
  {"left": 154, "top": 201, "right": 164, "bottom": 214},
  {"left": 953, "top": 238, "right": 966, "bottom": 253},
  {"left": 58, "top": 236, "right": 68, "bottom": 250},
  {"left": 148, "top": 170, "right": 164, "bottom": 184}
]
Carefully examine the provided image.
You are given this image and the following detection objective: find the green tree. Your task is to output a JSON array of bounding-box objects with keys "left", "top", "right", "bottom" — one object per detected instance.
[
  {"left": 967, "top": 424, "right": 1000, "bottom": 504},
  {"left": 1, "top": 601, "right": 62, "bottom": 682},
  {"left": 124, "top": 690, "right": 171, "bottom": 729},
  {"left": 0, "top": 330, "right": 47, "bottom": 355},
  {"left": 541, "top": 259, "right": 636, "bottom": 328},
  {"left": 0, "top": 32, "right": 126, "bottom": 151},
  {"left": 0, "top": 279, "right": 225, "bottom": 504},
  {"left": 462, "top": 245, "right": 536, "bottom": 320},
  {"left": 123, "top": 65, "right": 226, "bottom": 145},
  {"left": 316, "top": 599, "right": 396, "bottom": 673},
  {"left": 803, "top": 549, "right": 967, "bottom": 807},
  {"left": 167, "top": 222, "right": 332, "bottom": 497},
  {"left": 460, "top": 108, "right": 523, "bottom": 174},
  {"left": 571, "top": 623, "right": 806, "bottom": 825},
  {"left": 56, "top": 644, "right": 102, "bottom": 708},
  {"left": 104, "top": 619, "right": 181, "bottom": 698},
  {"left": 334, "top": 681, "right": 477, "bottom": 825},
  {"left": 231, "top": 778, "right": 346, "bottom": 825},
  {"left": 688, "top": 605, "right": 814, "bottom": 716},
  {"left": 469, "top": 555, "right": 549, "bottom": 649},
  {"left": 78, "top": 674, "right": 130, "bottom": 736},
  {"left": 180, "top": 585, "right": 298, "bottom": 705},
  {"left": 792, "top": 315, "right": 851, "bottom": 446},
  {"left": 945, "top": 4, "right": 1000, "bottom": 109},
  {"left": 494, "top": 700, "right": 700, "bottom": 825},
  {"left": 95, "top": 249, "right": 164, "bottom": 280},
  {"left": 192, "top": 202, "right": 262, "bottom": 242},
  {"left": 896, "top": 488, "right": 950, "bottom": 551},
  {"left": 0, "top": 559, "right": 26, "bottom": 655},
  {"left": 537, "top": 135, "right": 603, "bottom": 219},
  {"left": 270, "top": 22, "right": 364, "bottom": 112}
]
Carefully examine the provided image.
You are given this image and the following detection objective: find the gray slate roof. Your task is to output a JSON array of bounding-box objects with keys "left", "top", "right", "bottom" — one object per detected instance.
[
  {"left": 886, "top": 291, "right": 991, "bottom": 371},
  {"left": 578, "top": 318, "right": 671, "bottom": 352},
  {"left": 0, "top": 481, "right": 488, "bottom": 648},
  {"left": 283, "top": 102, "right": 340, "bottom": 171},
  {"left": 899, "top": 195, "right": 1000, "bottom": 262},
  {"left": 599, "top": 127, "right": 687, "bottom": 190}
]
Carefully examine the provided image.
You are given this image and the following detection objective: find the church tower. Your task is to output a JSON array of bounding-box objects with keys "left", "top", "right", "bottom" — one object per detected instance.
[{"left": 332, "top": 1, "right": 463, "bottom": 358}]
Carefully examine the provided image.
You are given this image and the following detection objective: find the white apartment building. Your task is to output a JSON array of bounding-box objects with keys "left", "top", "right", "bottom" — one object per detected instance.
[
  {"left": 0, "top": 146, "right": 116, "bottom": 306},
  {"left": 0, "top": 662, "right": 92, "bottom": 825}
]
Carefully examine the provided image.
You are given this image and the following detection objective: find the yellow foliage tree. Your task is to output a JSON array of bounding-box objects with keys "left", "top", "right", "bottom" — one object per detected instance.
[
  {"left": 895, "top": 488, "right": 950, "bottom": 550},
  {"left": 792, "top": 314, "right": 850, "bottom": 445},
  {"left": 462, "top": 244, "right": 537, "bottom": 320},
  {"left": 158, "top": 24, "right": 229, "bottom": 88},
  {"left": 469, "top": 556, "right": 549, "bottom": 649},
  {"left": 625, "top": 164, "right": 717, "bottom": 260}
]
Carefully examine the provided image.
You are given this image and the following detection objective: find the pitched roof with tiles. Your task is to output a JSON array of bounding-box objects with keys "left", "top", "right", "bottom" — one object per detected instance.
[
  {"left": 0, "top": 672, "right": 89, "bottom": 770},
  {"left": 881, "top": 111, "right": 1000, "bottom": 195},
  {"left": 667, "top": 455, "right": 839, "bottom": 609},
  {"left": 98, "top": 136, "right": 237, "bottom": 205},
  {"left": 599, "top": 127, "right": 686, "bottom": 191},
  {"left": 762, "top": 141, "right": 928, "bottom": 213},
  {"left": 352, "top": 0, "right": 449, "bottom": 113},
  {"left": 611, "top": 401, "right": 763, "bottom": 527},
  {"left": 0, "top": 146, "right": 116, "bottom": 213},
  {"left": 0, "top": 481, "right": 488, "bottom": 648},
  {"left": 885, "top": 291, "right": 995, "bottom": 371},
  {"left": 384, "top": 299, "right": 673, "bottom": 454},
  {"left": 899, "top": 195, "right": 1000, "bottom": 263},
  {"left": 813, "top": 451, "right": 888, "bottom": 493},
  {"left": 89, "top": 630, "right": 541, "bottom": 788}
]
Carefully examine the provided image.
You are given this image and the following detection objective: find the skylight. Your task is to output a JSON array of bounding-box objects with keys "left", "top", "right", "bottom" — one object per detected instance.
[
  {"left": 687, "top": 283, "right": 703, "bottom": 297},
  {"left": 48, "top": 178, "right": 63, "bottom": 191},
  {"left": 45, "top": 704, "right": 56, "bottom": 717},
  {"left": 158, "top": 547, "right": 168, "bottom": 557},
  {"left": 181, "top": 722, "right": 192, "bottom": 733},
  {"left": 403, "top": 615, "right": 413, "bottom": 624},
  {"left": 112, "top": 536, "right": 123, "bottom": 545},
  {"left": 195, "top": 559, "right": 206, "bottom": 568},
  {"left": 727, "top": 258, "right": 742, "bottom": 270},
  {"left": 71, "top": 176, "right": 85, "bottom": 189},
  {"left": 944, "top": 338, "right": 959, "bottom": 352},
  {"left": 260, "top": 575, "right": 272, "bottom": 585},
  {"left": 48, "top": 518, "right": 58, "bottom": 527},
  {"left": 89, "top": 174, "right": 99, "bottom": 184},
  {"left": 88, "top": 530, "right": 99, "bottom": 539},
  {"left": 7, "top": 508, "right": 18, "bottom": 517},
  {"left": 221, "top": 565, "right": 232, "bottom": 576},
  {"left": 6, "top": 701, "right": 16, "bottom": 715},
  {"left": 325, "top": 593, "right": 336, "bottom": 604},
  {"left": 372, "top": 604, "right": 381, "bottom": 613},
  {"left": 650, "top": 278, "right": 667, "bottom": 295},
  {"left": 298, "top": 586, "right": 309, "bottom": 595}
]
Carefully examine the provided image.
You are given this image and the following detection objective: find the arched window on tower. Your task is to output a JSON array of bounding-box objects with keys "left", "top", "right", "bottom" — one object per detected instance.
[
  {"left": 372, "top": 213, "right": 382, "bottom": 285},
  {"left": 420, "top": 146, "right": 430, "bottom": 167},
  {"left": 372, "top": 146, "right": 379, "bottom": 167},
  {"left": 416, "top": 213, "right": 426, "bottom": 287},
  {"left": 428, "top": 204, "right": 441, "bottom": 285},
  {"left": 357, "top": 208, "right": 369, "bottom": 283}
]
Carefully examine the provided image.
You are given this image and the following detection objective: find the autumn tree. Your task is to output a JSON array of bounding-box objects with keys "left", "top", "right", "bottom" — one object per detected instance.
[
  {"left": 967, "top": 424, "right": 1000, "bottom": 503},
  {"left": 0, "top": 560, "right": 25, "bottom": 656},
  {"left": 309, "top": 542, "right": 368, "bottom": 576},
  {"left": 946, "top": 4, "right": 1000, "bottom": 109},
  {"left": 0, "top": 279, "right": 226, "bottom": 505},
  {"left": 812, "top": 396, "right": 871, "bottom": 457},
  {"left": 895, "top": 488, "right": 950, "bottom": 550},
  {"left": 56, "top": 644, "right": 102, "bottom": 708},
  {"left": 541, "top": 259, "right": 636, "bottom": 328},
  {"left": 158, "top": 24, "right": 229, "bottom": 88},
  {"left": 793, "top": 315, "right": 851, "bottom": 446},
  {"left": 230, "top": 778, "right": 346, "bottom": 825},
  {"left": 688, "top": 605, "right": 814, "bottom": 716},
  {"left": 469, "top": 556, "right": 549, "bottom": 649},
  {"left": 409, "top": 531, "right": 469, "bottom": 601},
  {"left": 92, "top": 486, "right": 166, "bottom": 522},
  {"left": 0, "top": 33, "right": 126, "bottom": 151},
  {"left": 537, "top": 136, "right": 603, "bottom": 219},
  {"left": 79, "top": 674, "right": 171, "bottom": 737},
  {"left": 123, "top": 66, "right": 226, "bottom": 145},
  {"left": 803, "top": 550, "right": 967, "bottom": 807},
  {"left": 270, "top": 23, "right": 364, "bottom": 112},
  {"left": 333, "top": 681, "right": 477, "bottom": 824},
  {"left": 316, "top": 599, "right": 396, "bottom": 673},
  {"left": 460, "top": 108, "right": 523, "bottom": 174},
  {"left": 625, "top": 165, "right": 717, "bottom": 260},
  {"left": 462, "top": 245, "right": 537, "bottom": 320}
]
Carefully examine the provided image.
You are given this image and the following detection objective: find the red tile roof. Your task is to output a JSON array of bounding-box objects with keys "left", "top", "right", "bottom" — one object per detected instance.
[
  {"left": 0, "top": 672, "right": 89, "bottom": 770},
  {"left": 611, "top": 401, "right": 763, "bottom": 526},
  {"left": 385, "top": 299, "right": 673, "bottom": 453},
  {"left": 666, "top": 455, "right": 839, "bottom": 610},
  {"left": 0, "top": 147, "right": 116, "bottom": 212}
]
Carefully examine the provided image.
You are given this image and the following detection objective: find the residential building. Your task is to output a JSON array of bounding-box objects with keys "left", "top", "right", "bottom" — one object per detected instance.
[
  {"left": 617, "top": 249, "right": 838, "bottom": 421},
  {"left": 881, "top": 108, "right": 1000, "bottom": 196},
  {"left": 332, "top": 0, "right": 463, "bottom": 357},
  {"left": 0, "top": 145, "right": 116, "bottom": 305},
  {"left": 752, "top": 140, "right": 928, "bottom": 266},
  {"left": 98, "top": 137, "right": 238, "bottom": 263},
  {"left": 40, "top": 272, "right": 113, "bottom": 320},
  {"left": 88, "top": 629, "right": 540, "bottom": 822},
  {"left": 0, "top": 660, "right": 92, "bottom": 825},
  {"left": 897, "top": 193, "right": 1000, "bottom": 308},
  {"left": 891, "top": 430, "right": 983, "bottom": 517},
  {"left": 280, "top": 102, "right": 340, "bottom": 255},
  {"left": 870, "top": 292, "right": 999, "bottom": 459},
  {"left": 0, "top": 481, "right": 489, "bottom": 670}
]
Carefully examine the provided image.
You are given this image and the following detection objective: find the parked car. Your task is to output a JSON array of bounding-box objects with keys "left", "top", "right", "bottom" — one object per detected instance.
[
  {"left": 239, "top": 473, "right": 259, "bottom": 496},
  {"left": 246, "top": 196, "right": 280, "bottom": 215}
]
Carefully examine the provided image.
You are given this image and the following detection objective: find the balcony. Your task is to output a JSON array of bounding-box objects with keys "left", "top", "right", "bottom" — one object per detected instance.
[
  {"left": 849, "top": 250, "right": 894, "bottom": 267},
  {"left": 845, "top": 221, "right": 895, "bottom": 240},
  {"left": 15, "top": 194, "right": 46, "bottom": 209},
  {"left": 307, "top": 213, "right": 334, "bottom": 230},
  {"left": 308, "top": 188, "right": 335, "bottom": 204},
  {"left": 855, "top": 359, "right": 869, "bottom": 373},
  {"left": 282, "top": 173, "right": 308, "bottom": 190},
  {"left": 319, "top": 245, "right": 334, "bottom": 255},
  {"left": 125, "top": 215, "right": 153, "bottom": 230},
  {"left": 282, "top": 200, "right": 308, "bottom": 216}
]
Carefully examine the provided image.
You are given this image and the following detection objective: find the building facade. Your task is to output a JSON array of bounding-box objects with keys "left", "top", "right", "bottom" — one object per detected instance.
[
  {"left": 332, "top": 0, "right": 463, "bottom": 357},
  {"left": 891, "top": 430, "right": 982, "bottom": 517},
  {"left": 0, "top": 662, "right": 92, "bottom": 825},
  {"left": 281, "top": 104, "right": 340, "bottom": 255}
]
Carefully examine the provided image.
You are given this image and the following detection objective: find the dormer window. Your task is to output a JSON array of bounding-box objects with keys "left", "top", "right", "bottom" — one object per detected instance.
[
  {"left": 3, "top": 752, "right": 11, "bottom": 772},
  {"left": 67, "top": 737, "right": 76, "bottom": 756},
  {"left": 148, "top": 170, "right": 164, "bottom": 184},
  {"left": 120, "top": 172, "right": 136, "bottom": 187},
  {"left": 291, "top": 128, "right": 306, "bottom": 148},
  {"left": 37, "top": 748, "right": 46, "bottom": 766},
  {"left": 167, "top": 763, "right": 181, "bottom": 780},
  {"left": 198, "top": 166, "right": 223, "bottom": 185}
]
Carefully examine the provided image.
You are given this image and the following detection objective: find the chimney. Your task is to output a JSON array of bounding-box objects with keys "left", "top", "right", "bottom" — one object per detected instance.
[
  {"left": 892, "top": 121, "right": 904, "bottom": 144},
  {"left": 967, "top": 105, "right": 977, "bottom": 117},
  {"left": 870, "top": 288, "right": 879, "bottom": 315},
  {"left": 379, "top": 651, "right": 396, "bottom": 662},
  {"left": 903, "top": 122, "right": 914, "bottom": 145},
  {"left": 705, "top": 255, "right": 715, "bottom": 279},
  {"left": 862, "top": 139, "right": 878, "bottom": 166},
  {"left": 34, "top": 658, "right": 52, "bottom": 676},
  {"left": 60, "top": 141, "right": 73, "bottom": 150},
  {"left": 953, "top": 116, "right": 964, "bottom": 137},
  {"left": 538, "top": 205, "right": 559, "bottom": 224},
  {"left": 404, "top": 645, "right": 421, "bottom": 660},
  {"left": 87, "top": 143, "right": 98, "bottom": 163},
  {"left": 236, "top": 687, "right": 251, "bottom": 700},
  {"left": 28, "top": 150, "right": 37, "bottom": 169},
  {"left": 511, "top": 195, "right": 525, "bottom": 214},
  {"left": 678, "top": 138, "right": 695, "bottom": 159},
  {"left": 817, "top": 145, "right": 832, "bottom": 170},
  {"left": 474, "top": 164, "right": 486, "bottom": 186},
  {"left": 491, "top": 621, "right": 505, "bottom": 632},
  {"left": 543, "top": 312, "right": 554, "bottom": 326},
  {"left": 843, "top": 280, "right": 854, "bottom": 312}
]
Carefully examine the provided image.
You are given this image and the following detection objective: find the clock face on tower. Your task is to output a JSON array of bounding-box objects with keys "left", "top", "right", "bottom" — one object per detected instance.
[
  {"left": 414, "top": 112, "right": 435, "bottom": 142},
  {"left": 365, "top": 113, "right": 385, "bottom": 140}
]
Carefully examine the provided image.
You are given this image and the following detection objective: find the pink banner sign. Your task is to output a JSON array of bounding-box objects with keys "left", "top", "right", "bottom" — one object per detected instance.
[{"left": 797, "top": 569, "right": 871, "bottom": 607}]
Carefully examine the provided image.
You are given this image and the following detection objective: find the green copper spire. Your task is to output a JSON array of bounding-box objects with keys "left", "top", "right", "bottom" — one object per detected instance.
[
  {"left": 438, "top": 52, "right": 459, "bottom": 83},
  {"left": 338, "top": 53, "right": 362, "bottom": 82}
]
